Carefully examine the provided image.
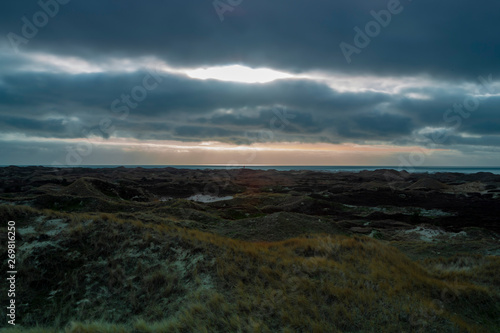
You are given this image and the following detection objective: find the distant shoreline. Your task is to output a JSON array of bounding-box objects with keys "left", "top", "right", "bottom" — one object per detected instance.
[{"left": 2, "top": 165, "right": 500, "bottom": 174}]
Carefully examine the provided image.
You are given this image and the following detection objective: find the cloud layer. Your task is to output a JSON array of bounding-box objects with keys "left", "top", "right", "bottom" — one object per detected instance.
[{"left": 1, "top": 0, "right": 499, "bottom": 165}]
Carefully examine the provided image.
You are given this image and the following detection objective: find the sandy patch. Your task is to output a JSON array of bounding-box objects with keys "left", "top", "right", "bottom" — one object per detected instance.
[
  {"left": 187, "top": 194, "right": 233, "bottom": 203},
  {"left": 403, "top": 226, "right": 467, "bottom": 242}
]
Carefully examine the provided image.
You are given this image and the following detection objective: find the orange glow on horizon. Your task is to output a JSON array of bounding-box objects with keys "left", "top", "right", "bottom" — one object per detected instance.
[{"left": 0, "top": 134, "right": 454, "bottom": 166}]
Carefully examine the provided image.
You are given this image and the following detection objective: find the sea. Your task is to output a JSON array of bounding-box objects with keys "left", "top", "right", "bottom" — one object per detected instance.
[{"left": 6, "top": 165, "right": 500, "bottom": 174}]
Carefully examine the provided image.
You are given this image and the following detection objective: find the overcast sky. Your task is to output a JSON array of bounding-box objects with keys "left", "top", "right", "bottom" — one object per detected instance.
[{"left": 1, "top": 0, "right": 499, "bottom": 166}]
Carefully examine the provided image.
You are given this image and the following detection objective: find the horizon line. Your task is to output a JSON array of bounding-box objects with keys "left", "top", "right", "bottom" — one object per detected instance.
[{"left": 2, "top": 164, "right": 500, "bottom": 168}]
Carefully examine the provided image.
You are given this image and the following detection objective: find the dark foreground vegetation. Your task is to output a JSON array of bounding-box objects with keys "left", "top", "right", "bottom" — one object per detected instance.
[{"left": 1, "top": 166, "right": 499, "bottom": 332}]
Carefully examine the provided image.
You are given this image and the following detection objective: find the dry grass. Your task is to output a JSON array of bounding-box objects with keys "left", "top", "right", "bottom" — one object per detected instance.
[{"left": 1, "top": 204, "right": 499, "bottom": 332}]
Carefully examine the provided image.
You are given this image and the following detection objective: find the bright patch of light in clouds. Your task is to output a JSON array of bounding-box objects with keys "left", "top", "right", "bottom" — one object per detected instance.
[
  {"left": 186, "top": 65, "right": 294, "bottom": 83},
  {"left": 14, "top": 51, "right": 294, "bottom": 84}
]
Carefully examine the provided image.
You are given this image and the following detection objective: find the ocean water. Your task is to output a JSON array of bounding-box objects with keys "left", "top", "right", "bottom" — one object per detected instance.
[{"left": 7, "top": 165, "right": 500, "bottom": 174}]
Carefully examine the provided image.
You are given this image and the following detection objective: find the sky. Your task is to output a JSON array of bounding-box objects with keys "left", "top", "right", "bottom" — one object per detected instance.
[{"left": 1, "top": 0, "right": 499, "bottom": 166}]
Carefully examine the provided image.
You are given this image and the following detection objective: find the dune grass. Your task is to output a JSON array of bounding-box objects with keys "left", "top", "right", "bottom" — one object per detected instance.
[{"left": 1, "top": 204, "right": 499, "bottom": 332}]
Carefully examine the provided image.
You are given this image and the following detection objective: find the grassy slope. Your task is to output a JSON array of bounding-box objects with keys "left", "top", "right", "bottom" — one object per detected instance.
[{"left": 1, "top": 205, "right": 499, "bottom": 332}]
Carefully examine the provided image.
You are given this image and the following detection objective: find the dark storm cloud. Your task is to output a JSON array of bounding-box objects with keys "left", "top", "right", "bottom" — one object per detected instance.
[
  {"left": 0, "top": 69, "right": 400, "bottom": 142},
  {"left": 2, "top": 61, "right": 500, "bottom": 147},
  {"left": 349, "top": 113, "right": 413, "bottom": 138},
  {"left": 396, "top": 91, "right": 500, "bottom": 136},
  {"left": 1, "top": 0, "right": 499, "bottom": 80},
  {"left": 0, "top": 114, "right": 72, "bottom": 137},
  {"left": 0, "top": 70, "right": 387, "bottom": 113},
  {"left": 461, "top": 97, "right": 500, "bottom": 135},
  {"left": 431, "top": 134, "right": 500, "bottom": 147},
  {"left": 1, "top": 64, "right": 499, "bottom": 145}
]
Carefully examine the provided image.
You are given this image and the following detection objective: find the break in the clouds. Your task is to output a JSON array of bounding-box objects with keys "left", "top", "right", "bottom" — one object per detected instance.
[{"left": 0, "top": 0, "right": 499, "bottom": 166}]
